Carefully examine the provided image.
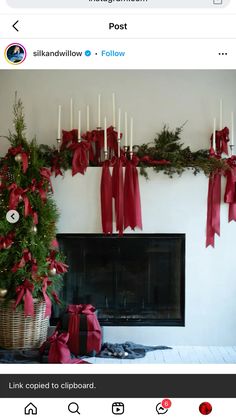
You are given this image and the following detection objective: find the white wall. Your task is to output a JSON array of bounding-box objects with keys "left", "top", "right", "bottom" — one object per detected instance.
[
  {"left": 52, "top": 168, "right": 236, "bottom": 346},
  {"left": 1, "top": 70, "right": 236, "bottom": 345}
]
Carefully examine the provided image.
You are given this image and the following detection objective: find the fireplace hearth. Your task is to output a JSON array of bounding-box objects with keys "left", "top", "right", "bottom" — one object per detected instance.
[{"left": 55, "top": 234, "right": 185, "bottom": 326}]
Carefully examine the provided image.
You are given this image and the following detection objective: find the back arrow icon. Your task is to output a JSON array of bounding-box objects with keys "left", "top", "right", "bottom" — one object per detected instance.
[{"left": 12, "top": 20, "right": 19, "bottom": 32}]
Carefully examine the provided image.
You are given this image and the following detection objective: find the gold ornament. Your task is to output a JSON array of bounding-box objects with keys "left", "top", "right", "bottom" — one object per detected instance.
[
  {"left": 49, "top": 267, "right": 57, "bottom": 276},
  {"left": 31, "top": 225, "right": 37, "bottom": 234},
  {"left": 14, "top": 153, "right": 22, "bottom": 163},
  {"left": 0, "top": 289, "right": 8, "bottom": 298}
]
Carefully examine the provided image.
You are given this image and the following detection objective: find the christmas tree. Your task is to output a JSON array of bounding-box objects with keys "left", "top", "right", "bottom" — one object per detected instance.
[{"left": 0, "top": 96, "right": 67, "bottom": 316}]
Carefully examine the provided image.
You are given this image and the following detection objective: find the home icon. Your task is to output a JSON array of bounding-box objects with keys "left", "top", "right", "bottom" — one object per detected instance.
[{"left": 24, "top": 402, "right": 37, "bottom": 415}]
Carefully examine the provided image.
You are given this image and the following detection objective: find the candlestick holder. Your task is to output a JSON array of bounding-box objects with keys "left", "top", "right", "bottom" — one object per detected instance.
[
  {"left": 104, "top": 150, "right": 108, "bottom": 161},
  {"left": 96, "top": 127, "right": 102, "bottom": 131},
  {"left": 230, "top": 144, "right": 235, "bottom": 156},
  {"left": 77, "top": 138, "right": 82, "bottom": 143},
  {"left": 56, "top": 138, "right": 61, "bottom": 152}
]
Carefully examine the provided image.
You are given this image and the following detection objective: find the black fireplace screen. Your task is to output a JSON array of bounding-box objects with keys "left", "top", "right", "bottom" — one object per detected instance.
[{"left": 55, "top": 234, "right": 185, "bottom": 326}]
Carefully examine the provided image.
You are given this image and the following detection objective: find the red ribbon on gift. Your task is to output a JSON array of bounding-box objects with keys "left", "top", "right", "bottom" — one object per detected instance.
[
  {"left": 46, "top": 250, "right": 68, "bottom": 274},
  {"left": 101, "top": 160, "right": 113, "bottom": 234},
  {"left": 14, "top": 279, "right": 34, "bottom": 317},
  {"left": 42, "top": 277, "right": 52, "bottom": 318},
  {"left": 124, "top": 155, "right": 142, "bottom": 231},
  {"left": 9, "top": 145, "right": 28, "bottom": 173},
  {"left": 67, "top": 304, "right": 101, "bottom": 355},
  {"left": 40, "top": 330, "right": 89, "bottom": 364},
  {"left": 70, "top": 140, "right": 90, "bottom": 176},
  {"left": 206, "top": 171, "right": 221, "bottom": 247}
]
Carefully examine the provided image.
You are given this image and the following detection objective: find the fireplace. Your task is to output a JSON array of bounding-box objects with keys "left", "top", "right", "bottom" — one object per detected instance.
[{"left": 55, "top": 234, "right": 185, "bottom": 326}]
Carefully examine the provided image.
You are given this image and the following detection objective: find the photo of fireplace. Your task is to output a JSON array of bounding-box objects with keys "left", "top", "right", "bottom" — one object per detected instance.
[{"left": 56, "top": 234, "right": 185, "bottom": 327}]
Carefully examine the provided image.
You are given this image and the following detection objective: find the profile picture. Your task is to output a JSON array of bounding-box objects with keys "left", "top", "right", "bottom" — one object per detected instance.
[{"left": 5, "top": 43, "right": 26, "bottom": 65}]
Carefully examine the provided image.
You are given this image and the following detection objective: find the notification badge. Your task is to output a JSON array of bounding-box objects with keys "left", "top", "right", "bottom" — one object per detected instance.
[
  {"left": 199, "top": 402, "right": 212, "bottom": 415},
  {"left": 156, "top": 399, "right": 172, "bottom": 415}
]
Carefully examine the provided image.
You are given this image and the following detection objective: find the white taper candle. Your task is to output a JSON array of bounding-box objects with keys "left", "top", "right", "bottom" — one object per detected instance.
[
  {"left": 130, "top": 117, "right": 133, "bottom": 151},
  {"left": 57, "top": 105, "right": 61, "bottom": 139},
  {"left": 231, "top": 111, "right": 234, "bottom": 146},
  {"left": 78, "top": 110, "right": 81, "bottom": 140},
  {"left": 104, "top": 117, "right": 107, "bottom": 152},
  {"left": 124, "top": 112, "right": 128, "bottom": 147},
  {"left": 213, "top": 118, "right": 216, "bottom": 151},
  {"left": 112, "top": 93, "right": 116, "bottom": 127},
  {"left": 118, "top": 108, "right": 121, "bottom": 139},
  {"left": 220, "top": 99, "right": 223, "bottom": 130}
]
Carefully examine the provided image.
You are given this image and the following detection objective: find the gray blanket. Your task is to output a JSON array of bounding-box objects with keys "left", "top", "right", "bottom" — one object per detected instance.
[{"left": 96, "top": 341, "right": 172, "bottom": 359}]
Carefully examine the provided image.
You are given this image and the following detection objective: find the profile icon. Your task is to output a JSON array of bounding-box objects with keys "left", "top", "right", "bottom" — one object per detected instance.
[{"left": 5, "top": 43, "right": 26, "bottom": 65}]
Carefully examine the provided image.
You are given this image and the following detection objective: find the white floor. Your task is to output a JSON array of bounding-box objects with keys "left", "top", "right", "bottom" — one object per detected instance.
[{"left": 86, "top": 346, "right": 236, "bottom": 364}]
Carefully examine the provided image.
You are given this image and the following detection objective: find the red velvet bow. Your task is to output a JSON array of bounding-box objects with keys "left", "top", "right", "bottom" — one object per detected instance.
[
  {"left": 8, "top": 183, "right": 31, "bottom": 217},
  {"left": 0, "top": 232, "right": 14, "bottom": 250},
  {"left": 42, "top": 277, "right": 52, "bottom": 318},
  {"left": 107, "top": 126, "right": 122, "bottom": 157},
  {"left": 30, "top": 179, "right": 47, "bottom": 202},
  {"left": 40, "top": 330, "right": 88, "bottom": 364},
  {"left": 61, "top": 129, "right": 78, "bottom": 150},
  {"left": 92, "top": 129, "right": 104, "bottom": 164},
  {"left": 206, "top": 171, "right": 221, "bottom": 247},
  {"left": 70, "top": 140, "right": 90, "bottom": 176},
  {"left": 12, "top": 248, "right": 32, "bottom": 272},
  {"left": 82, "top": 131, "right": 95, "bottom": 162},
  {"left": 101, "top": 160, "right": 113, "bottom": 234},
  {"left": 46, "top": 250, "right": 68, "bottom": 274},
  {"left": 124, "top": 155, "right": 143, "bottom": 231},
  {"left": 211, "top": 127, "right": 229, "bottom": 156},
  {"left": 14, "top": 279, "right": 34, "bottom": 317},
  {"left": 67, "top": 304, "right": 96, "bottom": 315},
  {"left": 9, "top": 146, "right": 28, "bottom": 173}
]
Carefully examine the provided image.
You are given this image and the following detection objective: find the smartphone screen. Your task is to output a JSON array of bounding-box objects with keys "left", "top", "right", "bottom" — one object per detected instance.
[{"left": 0, "top": 1, "right": 235, "bottom": 417}]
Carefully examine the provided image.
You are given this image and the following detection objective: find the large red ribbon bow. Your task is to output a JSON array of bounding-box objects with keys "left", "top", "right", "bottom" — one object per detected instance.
[
  {"left": 12, "top": 248, "right": 32, "bottom": 272},
  {"left": 61, "top": 129, "right": 78, "bottom": 150},
  {"left": 0, "top": 232, "right": 14, "bottom": 250},
  {"left": 14, "top": 279, "right": 34, "bottom": 317},
  {"left": 70, "top": 140, "right": 90, "bottom": 176},
  {"left": 211, "top": 127, "right": 229, "bottom": 156},
  {"left": 46, "top": 250, "right": 68, "bottom": 274}
]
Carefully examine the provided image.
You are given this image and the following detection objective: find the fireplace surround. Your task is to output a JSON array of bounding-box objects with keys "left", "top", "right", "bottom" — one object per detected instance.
[{"left": 55, "top": 234, "right": 185, "bottom": 326}]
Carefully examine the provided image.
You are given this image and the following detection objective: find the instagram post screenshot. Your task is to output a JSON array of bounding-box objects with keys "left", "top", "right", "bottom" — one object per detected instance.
[{"left": 1, "top": 0, "right": 236, "bottom": 417}]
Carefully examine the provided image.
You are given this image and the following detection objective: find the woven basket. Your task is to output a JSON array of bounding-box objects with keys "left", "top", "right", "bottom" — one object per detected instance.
[{"left": 0, "top": 299, "right": 49, "bottom": 349}]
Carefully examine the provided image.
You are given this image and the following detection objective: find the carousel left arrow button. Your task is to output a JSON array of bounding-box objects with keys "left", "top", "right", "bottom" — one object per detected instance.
[
  {"left": 6, "top": 210, "right": 20, "bottom": 223},
  {"left": 12, "top": 20, "right": 19, "bottom": 32}
]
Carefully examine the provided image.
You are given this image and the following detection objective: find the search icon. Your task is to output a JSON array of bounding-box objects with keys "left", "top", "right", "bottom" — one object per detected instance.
[{"left": 68, "top": 402, "right": 80, "bottom": 414}]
